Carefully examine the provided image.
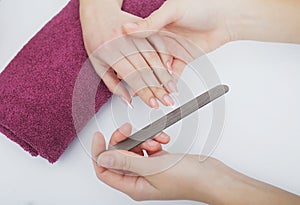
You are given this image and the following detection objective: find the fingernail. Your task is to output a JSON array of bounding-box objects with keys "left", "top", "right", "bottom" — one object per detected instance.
[
  {"left": 146, "top": 140, "right": 156, "bottom": 147},
  {"left": 124, "top": 22, "right": 138, "bottom": 30},
  {"left": 163, "top": 95, "right": 175, "bottom": 106},
  {"left": 149, "top": 98, "right": 159, "bottom": 109},
  {"left": 97, "top": 155, "right": 114, "bottom": 168},
  {"left": 166, "top": 61, "right": 173, "bottom": 75},
  {"left": 121, "top": 97, "right": 134, "bottom": 109},
  {"left": 167, "top": 81, "right": 178, "bottom": 93}
]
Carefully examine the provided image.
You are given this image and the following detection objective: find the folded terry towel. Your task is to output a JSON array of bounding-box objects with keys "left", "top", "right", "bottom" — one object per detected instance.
[{"left": 0, "top": 0, "right": 165, "bottom": 163}]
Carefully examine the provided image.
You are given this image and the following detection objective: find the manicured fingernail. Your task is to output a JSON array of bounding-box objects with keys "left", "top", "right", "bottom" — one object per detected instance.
[
  {"left": 146, "top": 140, "right": 156, "bottom": 147},
  {"left": 124, "top": 22, "right": 138, "bottom": 30},
  {"left": 163, "top": 95, "right": 175, "bottom": 106},
  {"left": 149, "top": 98, "right": 159, "bottom": 109},
  {"left": 97, "top": 155, "right": 114, "bottom": 168},
  {"left": 121, "top": 97, "right": 134, "bottom": 109},
  {"left": 167, "top": 81, "right": 178, "bottom": 93},
  {"left": 158, "top": 133, "right": 168, "bottom": 139},
  {"left": 166, "top": 61, "right": 173, "bottom": 75}
]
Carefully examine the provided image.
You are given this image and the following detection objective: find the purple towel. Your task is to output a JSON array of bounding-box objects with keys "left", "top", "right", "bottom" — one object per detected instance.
[{"left": 0, "top": 0, "right": 165, "bottom": 163}]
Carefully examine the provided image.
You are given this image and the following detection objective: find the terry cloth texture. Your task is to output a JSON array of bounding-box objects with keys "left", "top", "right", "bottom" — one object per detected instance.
[{"left": 0, "top": 0, "right": 165, "bottom": 163}]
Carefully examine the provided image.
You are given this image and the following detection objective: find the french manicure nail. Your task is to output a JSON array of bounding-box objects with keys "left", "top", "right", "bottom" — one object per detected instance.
[
  {"left": 163, "top": 95, "right": 175, "bottom": 106},
  {"left": 97, "top": 155, "right": 114, "bottom": 168},
  {"left": 150, "top": 98, "right": 159, "bottom": 109},
  {"left": 167, "top": 81, "right": 178, "bottom": 93},
  {"left": 121, "top": 97, "right": 134, "bottom": 109},
  {"left": 124, "top": 22, "right": 138, "bottom": 30},
  {"left": 166, "top": 61, "right": 173, "bottom": 75}
]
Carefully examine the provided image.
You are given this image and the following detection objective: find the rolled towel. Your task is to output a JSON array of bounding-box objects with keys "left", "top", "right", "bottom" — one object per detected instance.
[{"left": 0, "top": 0, "right": 165, "bottom": 163}]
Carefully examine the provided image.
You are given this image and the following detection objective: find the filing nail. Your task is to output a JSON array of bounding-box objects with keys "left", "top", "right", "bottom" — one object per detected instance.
[
  {"left": 163, "top": 95, "right": 175, "bottom": 106},
  {"left": 167, "top": 81, "right": 178, "bottom": 93},
  {"left": 150, "top": 98, "right": 159, "bottom": 109}
]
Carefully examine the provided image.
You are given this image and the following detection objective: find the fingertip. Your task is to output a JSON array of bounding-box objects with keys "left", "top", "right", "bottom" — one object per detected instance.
[
  {"left": 141, "top": 139, "right": 162, "bottom": 152},
  {"left": 91, "top": 132, "right": 107, "bottom": 173},
  {"left": 119, "top": 123, "right": 132, "bottom": 136},
  {"left": 149, "top": 97, "right": 160, "bottom": 109},
  {"left": 92, "top": 132, "right": 105, "bottom": 150},
  {"left": 154, "top": 132, "right": 171, "bottom": 144}
]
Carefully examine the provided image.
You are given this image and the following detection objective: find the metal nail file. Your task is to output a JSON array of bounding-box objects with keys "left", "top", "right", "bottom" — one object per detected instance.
[{"left": 109, "top": 84, "right": 229, "bottom": 151}]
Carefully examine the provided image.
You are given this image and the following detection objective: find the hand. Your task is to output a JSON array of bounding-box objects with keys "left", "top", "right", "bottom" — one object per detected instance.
[
  {"left": 91, "top": 123, "right": 231, "bottom": 203},
  {"left": 92, "top": 124, "right": 300, "bottom": 204},
  {"left": 122, "top": 0, "right": 233, "bottom": 56},
  {"left": 79, "top": 0, "right": 178, "bottom": 108},
  {"left": 122, "top": 0, "right": 300, "bottom": 53}
]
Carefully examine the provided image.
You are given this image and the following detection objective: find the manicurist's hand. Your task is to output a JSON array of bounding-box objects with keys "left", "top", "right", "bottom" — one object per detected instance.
[
  {"left": 91, "top": 123, "right": 221, "bottom": 202},
  {"left": 122, "top": 0, "right": 300, "bottom": 63},
  {"left": 122, "top": 0, "right": 234, "bottom": 56},
  {"left": 92, "top": 125, "right": 300, "bottom": 204},
  {"left": 79, "top": 0, "right": 178, "bottom": 109}
]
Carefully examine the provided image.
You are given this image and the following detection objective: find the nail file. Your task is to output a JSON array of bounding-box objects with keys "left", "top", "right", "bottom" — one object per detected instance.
[{"left": 109, "top": 85, "right": 229, "bottom": 151}]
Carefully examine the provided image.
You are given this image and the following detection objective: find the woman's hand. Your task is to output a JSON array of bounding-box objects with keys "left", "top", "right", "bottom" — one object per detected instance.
[
  {"left": 79, "top": 0, "right": 178, "bottom": 108},
  {"left": 92, "top": 125, "right": 300, "bottom": 204},
  {"left": 122, "top": 0, "right": 233, "bottom": 55},
  {"left": 91, "top": 124, "right": 230, "bottom": 203},
  {"left": 122, "top": 0, "right": 300, "bottom": 56}
]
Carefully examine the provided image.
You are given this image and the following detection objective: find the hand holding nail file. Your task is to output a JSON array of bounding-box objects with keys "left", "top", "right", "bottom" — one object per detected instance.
[{"left": 109, "top": 85, "right": 229, "bottom": 151}]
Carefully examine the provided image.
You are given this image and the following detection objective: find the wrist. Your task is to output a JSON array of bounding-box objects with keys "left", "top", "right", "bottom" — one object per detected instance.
[
  {"left": 190, "top": 157, "right": 250, "bottom": 204},
  {"left": 187, "top": 157, "right": 240, "bottom": 204},
  {"left": 225, "top": 0, "right": 300, "bottom": 43},
  {"left": 79, "top": 0, "right": 123, "bottom": 11},
  {"left": 223, "top": 0, "right": 263, "bottom": 41}
]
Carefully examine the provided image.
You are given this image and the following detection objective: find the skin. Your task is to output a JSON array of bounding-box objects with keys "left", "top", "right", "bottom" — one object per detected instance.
[
  {"left": 90, "top": 0, "right": 300, "bottom": 204},
  {"left": 122, "top": 0, "right": 300, "bottom": 51},
  {"left": 93, "top": 124, "right": 300, "bottom": 204},
  {"left": 79, "top": 0, "right": 179, "bottom": 109}
]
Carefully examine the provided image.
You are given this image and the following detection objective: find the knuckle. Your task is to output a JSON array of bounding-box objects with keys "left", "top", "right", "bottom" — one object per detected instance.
[
  {"left": 144, "top": 17, "right": 153, "bottom": 28},
  {"left": 144, "top": 52, "right": 161, "bottom": 66},
  {"left": 157, "top": 71, "right": 172, "bottom": 82},
  {"left": 137, "top": 88, "right": 153, "bottom": 99},
  {"left": 150, "top": 86, "right": 165, "bottom": 96},
  {"left": 132, "top": 57, "right": 148, "bottom": 70}
]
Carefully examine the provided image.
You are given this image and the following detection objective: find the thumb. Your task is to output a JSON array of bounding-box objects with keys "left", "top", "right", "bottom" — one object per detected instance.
[
  {"left": 97, "top": 150, "right": 177, "bottom": 176},
  {"left": 123, "top": 2, "right": 180, "bottom": 38}
]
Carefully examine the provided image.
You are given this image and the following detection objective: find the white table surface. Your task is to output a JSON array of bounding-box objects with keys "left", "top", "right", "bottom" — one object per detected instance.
[{"left": 1, "top": 0, "right": 300, "bottom": 204}]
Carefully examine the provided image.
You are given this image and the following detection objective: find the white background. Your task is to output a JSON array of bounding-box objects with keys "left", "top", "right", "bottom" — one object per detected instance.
[{"left": 0, "top": 0, "right": 300, "bottom": 204}]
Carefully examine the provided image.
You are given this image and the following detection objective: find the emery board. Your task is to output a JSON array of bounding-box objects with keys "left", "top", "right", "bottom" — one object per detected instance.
[{"left": 109, "top": 84, "right": 229, "bottom": 151}]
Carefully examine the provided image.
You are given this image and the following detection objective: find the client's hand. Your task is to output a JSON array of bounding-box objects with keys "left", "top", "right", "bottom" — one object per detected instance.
[{"left": 79, "top": 0, "right": 177, "bottom": 108}]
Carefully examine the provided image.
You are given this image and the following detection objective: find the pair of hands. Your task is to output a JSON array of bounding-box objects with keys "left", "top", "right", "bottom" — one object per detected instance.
[
  {"left": 85, "top": 0, "right": 300, "bottom": 204},
  {"left": 81, "top": 0, "right": 233, "bottom": 202},
  {"left": 79, "top": 0, "right": 232, "bottom": 108}
]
